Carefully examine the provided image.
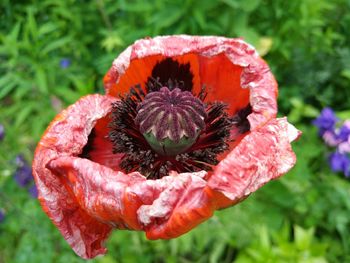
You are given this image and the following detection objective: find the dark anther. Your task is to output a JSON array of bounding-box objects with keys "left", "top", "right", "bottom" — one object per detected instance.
[
  {"left": 232, "top": 104, "right": 252, "bottom": 133},
  {"left": 146, "top": 58, "right": 193, "bottom": 93}
]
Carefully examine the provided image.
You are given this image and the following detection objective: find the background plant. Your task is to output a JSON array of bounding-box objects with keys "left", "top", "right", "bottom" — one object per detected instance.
[{"left": 1, "top": 0, "right": 350, "bottom": 262}]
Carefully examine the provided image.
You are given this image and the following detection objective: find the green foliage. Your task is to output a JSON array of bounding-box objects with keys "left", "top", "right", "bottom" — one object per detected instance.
[
  {"left": 235, "top": 225, "right": 327, "bottom": 263},
  {"left": 1, "top": 0, "right": 350, "bottom": 262}
]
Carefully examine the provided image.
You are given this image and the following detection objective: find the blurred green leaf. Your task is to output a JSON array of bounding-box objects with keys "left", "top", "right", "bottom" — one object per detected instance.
[
  {"left": 41, "top": 36, "right": 72, "bottom": 55},
  {"left": 239, "top": 0, "right": 261, "bottom": 12},
  {"left": 294, "top": 225, "right": 314, "bottom": 250}
]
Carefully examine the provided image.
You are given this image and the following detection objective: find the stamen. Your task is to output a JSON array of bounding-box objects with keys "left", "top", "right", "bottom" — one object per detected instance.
[{"left": 232, "top": 104, "right": 252, "bottom": 133}]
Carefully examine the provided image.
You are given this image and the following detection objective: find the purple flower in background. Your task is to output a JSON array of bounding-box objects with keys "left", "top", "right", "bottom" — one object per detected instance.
[
  {"left": 29, "top": 184, "right": 38, "bottom": 198},
  {"left": 60, "top": 58, "right": 71, "bottom": 69},
  {"left": 14, "top": 165, "right": 33, "bottom": 187},
  {"left": 339, "top": 142, "right": 350, "bottom": 154},
  {"left": 314, "top": 108, "right": 350, "bottom": 178},
  {"left": 13, "top": 155, "right": 34, "bottom": 187},
  {"left": 12, "top": 155, "right": 39, "bottom": 197},
  {"left": 329, "top": 152, "right": 350, "bottom": 177},
  {"left": 313, "top": 107, "right": 338, "bottom": 135},
  {"left": 0, "top": 124, "right": 4, "bottom": 141},
  {"left": 338, "top": 121, "right": 350, "bottom": 142},
  {"left": 15, "top": 154, "right": 26, "bottom": 167},
  {"left": 322, "top": 130, "right": 339, "bottom": 147},
  {"left": 0, "top": 210, "right": 5, "bottom": 223}
]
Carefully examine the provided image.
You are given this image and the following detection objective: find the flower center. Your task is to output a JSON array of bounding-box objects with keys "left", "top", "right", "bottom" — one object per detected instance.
[
  {"left": 106, "top": 58, "right": 252, "bottom": 179},
  {"left": 135, "top": 87, "right": 207, "bottom": 156}
]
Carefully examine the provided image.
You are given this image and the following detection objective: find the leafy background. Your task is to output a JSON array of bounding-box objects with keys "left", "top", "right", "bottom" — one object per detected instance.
[{"left": 1, "top": 0, "right": 350, "bottom": 262}]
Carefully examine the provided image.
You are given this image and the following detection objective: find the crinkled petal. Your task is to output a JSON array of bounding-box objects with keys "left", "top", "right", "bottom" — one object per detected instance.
[
  {"left": 34, "top": 92, "right": 217, "bottom": 258},
  {"left": 46, "top": 156, "right": 216, "bottom": 241},
  {"left": 32, "top": 94, "right": 116, "bottom": 259},
  {"left": 208, "top": 117, "right": 300, "bottom": 208},
  {"left": 104, "top": 35, "right": 277, "bottom": 128}
]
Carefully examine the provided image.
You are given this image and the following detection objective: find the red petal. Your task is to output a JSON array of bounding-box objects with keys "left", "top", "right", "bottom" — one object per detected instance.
[
  {"left": 46, "top": 157, "right": 145, "bottom": 230},
  {"left": 208, "top": 118, "right": 300, "bottom": 209},
  {"left": 33, "top": 90, "right": 219, "bottom": 257},
  {"left": 32, "top": 94, "right": 116, "bottom": 259},
  {"left": 86, "top": 115, "right": 124, "bottom": 170},
  {"left": 46, "top": 156, "right": 217, "bottom": 241},
  {"left": 104, "top": 35, "right": 277, "bottom": 126}
]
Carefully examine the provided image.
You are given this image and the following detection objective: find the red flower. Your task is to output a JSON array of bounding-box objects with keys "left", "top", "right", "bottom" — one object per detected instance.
[{"left": 33, "top": 35, "right": 300, "bottom": 259}]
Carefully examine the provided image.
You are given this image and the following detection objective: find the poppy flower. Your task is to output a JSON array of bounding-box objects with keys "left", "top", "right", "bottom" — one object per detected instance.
[{"left": 33, "top": 35, "right": 300, "bottom": 259}]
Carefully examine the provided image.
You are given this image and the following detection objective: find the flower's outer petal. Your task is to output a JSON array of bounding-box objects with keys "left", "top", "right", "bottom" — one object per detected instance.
[
  {"left": 138, "top": 172, "right": 216, "bottom": 240},
  {"left": 32, "top": 94, "right": 116, "bottom": 259},
  {"left": 104, "top": 35, "right": 277, "bottom": 128},
  {"left": 208, "top": 117, "right": 301, "bottom": 209},
  {"left": 46, "top": 157, "right": 146, "bottom": 230},
  {"left": 46, "top": 156, "right": 218, "bottom": 241}
]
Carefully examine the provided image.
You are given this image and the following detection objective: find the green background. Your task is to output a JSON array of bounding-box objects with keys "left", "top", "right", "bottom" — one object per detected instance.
[{"left": 1, "top": 0, "right": 350, "bottom": 262}]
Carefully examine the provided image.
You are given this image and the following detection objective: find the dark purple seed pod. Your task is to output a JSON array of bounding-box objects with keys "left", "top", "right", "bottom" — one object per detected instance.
[{"left": 135, "top": 87, "right": 207, "bottom": 143}]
